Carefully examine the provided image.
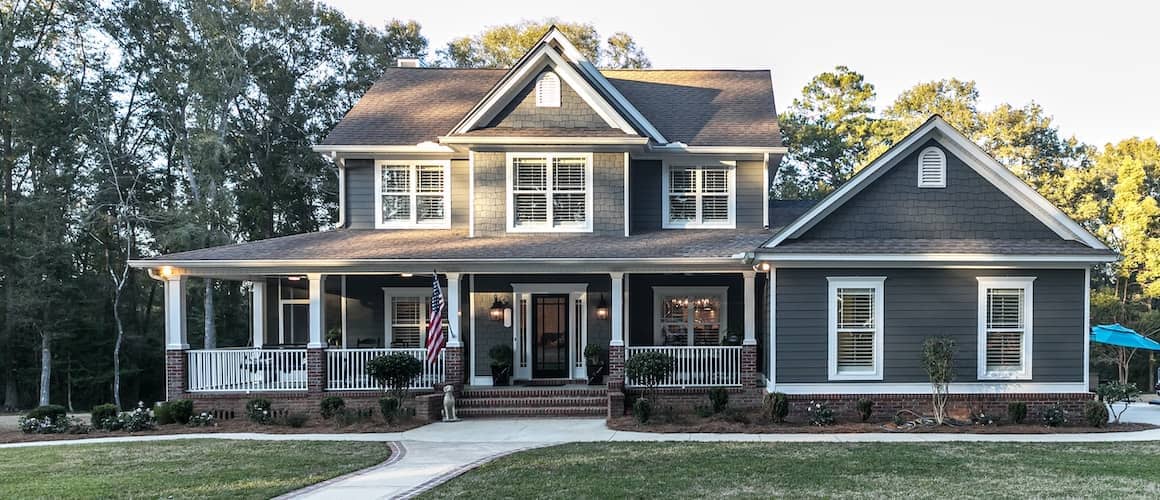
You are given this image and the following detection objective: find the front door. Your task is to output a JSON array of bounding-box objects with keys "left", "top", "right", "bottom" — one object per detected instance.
[{"left": 531, "top": 294, "right": 569, "bottom": 378}]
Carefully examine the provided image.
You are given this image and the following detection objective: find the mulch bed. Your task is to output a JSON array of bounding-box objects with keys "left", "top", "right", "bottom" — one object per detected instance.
[
  {"left": 607, "top": 414, "right": 1156, "bottom": 434},
  {"left": 0, "top": 416, "right": 426, "bottom": 444}
]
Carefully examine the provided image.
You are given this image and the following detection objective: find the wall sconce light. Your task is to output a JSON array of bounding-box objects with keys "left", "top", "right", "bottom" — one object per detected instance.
[
  {"left": 158, "top": 266, "right": 174, "bottom": 278},
  {"left": 595, "top": 293, "right": 609, "bottom": 320},
  {"left": 489, "top": 296, "right": 506, "bottom": 322},
  {"left": 752, "top": 262, "right": 771, "bottom": 273}
]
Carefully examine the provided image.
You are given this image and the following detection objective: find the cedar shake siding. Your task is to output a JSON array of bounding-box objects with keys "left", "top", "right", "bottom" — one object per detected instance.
[
  {"left": 774, "top": 268, "right": 1085, "bottom": 384},
  {"left": 797, "top": 140, "right": 1059, "bottom": 240},
  {"left": 484, "top": 70, "right": 611, "bottom": 130},
  {"left": 472, "top": 152, "right": 625, "bottom": 236}
]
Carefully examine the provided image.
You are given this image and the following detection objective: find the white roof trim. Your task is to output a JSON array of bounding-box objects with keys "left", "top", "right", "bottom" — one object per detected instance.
[
  {"left": 764, "top": 116, "right": 1108, "bottom": 250},
  {"left": 437, "top": 135, "right": 648, "bottom": 146},
  {"left": 312, "top": 143, "right": 456, "bottom": 154},
  {"left": 449, "top": 28, "right": 665, "bottom": 143},
  {"left": 753, "top": 253, "right": 1115, "bottom": 263},
  {"left": 649, "top": 144, "right": 787, "bottom": 154}
]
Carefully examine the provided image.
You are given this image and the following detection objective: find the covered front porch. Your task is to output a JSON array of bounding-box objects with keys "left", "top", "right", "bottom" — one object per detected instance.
[{"left": 153, "top": 268, "right": 767, "bottom": 399}]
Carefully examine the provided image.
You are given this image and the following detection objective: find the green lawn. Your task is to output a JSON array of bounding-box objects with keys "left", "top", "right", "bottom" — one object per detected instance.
[
  {"left": 425, "top": 441, "right": 1160, "bottom": 498},
  {"left": 0, "top": 439, "right": 391, "bottom": 499}
]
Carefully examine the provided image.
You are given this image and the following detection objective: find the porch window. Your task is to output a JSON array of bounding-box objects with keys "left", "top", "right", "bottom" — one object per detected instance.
[
  {"left": 278, "top": 278, "right": 310, "bottom": 345},
  {"left": 827, "top": 277, "right": 885, "bottom": 380},
  {"left": 977, "top": 277, "right": 1034, "bottom": 380},
  {"left": 662, "top": 162, "right": 736, "bottom": 228},
  {"left": 374, "top": 160, "right": 451, "bottom": 229},
  {"left": 383, "top": 289, "right": 448, "bottom": 349},
  {"left": 653, "top": 287, "right": 727, "bottom": 346},
  {"left": 506, "top": 153, "right": 592, "bottom": 232}
]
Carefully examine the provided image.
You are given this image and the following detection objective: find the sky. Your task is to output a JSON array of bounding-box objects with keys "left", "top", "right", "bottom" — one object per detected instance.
[{"left": 323, "top": 0, "right": 1159, "bottom": 148}]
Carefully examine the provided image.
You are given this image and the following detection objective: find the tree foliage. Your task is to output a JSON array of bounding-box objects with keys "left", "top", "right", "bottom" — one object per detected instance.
[{"left": 435, "top": 19, "right": 651, "bottom": 69}]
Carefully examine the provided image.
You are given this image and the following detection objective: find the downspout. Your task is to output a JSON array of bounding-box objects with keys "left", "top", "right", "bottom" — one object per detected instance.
[{"left": 334, "top": 153, "right": 346, "bottom": 230}]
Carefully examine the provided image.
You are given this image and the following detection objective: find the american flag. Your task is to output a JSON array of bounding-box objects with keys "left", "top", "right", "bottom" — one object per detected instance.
[{"left": 425, "top": 271, "right": 446, "bottom": 365}]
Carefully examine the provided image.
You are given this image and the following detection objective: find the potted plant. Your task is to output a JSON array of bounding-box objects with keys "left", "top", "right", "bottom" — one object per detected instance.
[
  {"left": 326, "top": 327, "right": 342, "bottom": 347},
  {"left": 584, "top": 344, "right": 605, "bottom": 385},
  {"left": 489, "top": 344, "right": 513, "bottom": 386},
  {"left": 721, "top": 329, "right": 743, "bottom": 346}
]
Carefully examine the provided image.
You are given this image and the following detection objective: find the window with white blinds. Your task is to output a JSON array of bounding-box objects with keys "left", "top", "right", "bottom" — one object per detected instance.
[
  {"left": 663, "top": 163, "right": 735, "bottom": 228},
  {"left": 977, "top": 277, "right": 1034, "bottom": 379},
  {"left": 374, "top": 161, "right": 451, "bottom": 228},
  {"left": 383, "top": 288, "right": 449, "bottom": 349},
  {"left": 827, "top": 277, "right": 885, "bottom": 380},
  {"left": 507, "top": 153, "right": 592, "bottom": 232},
  {"left": 918, "top": 146, "right": 946, "bottom": 188}
]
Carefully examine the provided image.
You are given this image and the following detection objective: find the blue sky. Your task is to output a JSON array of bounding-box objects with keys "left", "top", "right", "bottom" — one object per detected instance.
[{"left": 324, "top": 0, "right": 1158, "bottom": 147}]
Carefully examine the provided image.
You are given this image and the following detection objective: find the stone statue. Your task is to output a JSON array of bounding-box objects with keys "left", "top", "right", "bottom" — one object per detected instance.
[{"left": 442, "top": 385, "right": 460, "bottom": 422}]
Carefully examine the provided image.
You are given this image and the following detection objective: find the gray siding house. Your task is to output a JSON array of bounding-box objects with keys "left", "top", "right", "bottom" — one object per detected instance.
[{"left": 130, "top": 28, "right": 1115, "bottom": 419}]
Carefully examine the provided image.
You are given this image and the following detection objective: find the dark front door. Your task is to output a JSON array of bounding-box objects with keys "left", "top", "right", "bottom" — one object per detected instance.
[{"left": 532, "top": 294, "right": 569, "bottom": 378}]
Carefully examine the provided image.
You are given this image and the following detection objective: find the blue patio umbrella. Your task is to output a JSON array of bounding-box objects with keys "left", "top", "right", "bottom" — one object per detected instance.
[{"left": 1091, "top": 323, "right": 1160, "bottom": 351}]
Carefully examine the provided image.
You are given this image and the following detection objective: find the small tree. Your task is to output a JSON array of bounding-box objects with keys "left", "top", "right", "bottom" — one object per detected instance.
[
  {"left": 625, "top": 351, "right": 674, "bottom": 402},
  {"left": 366, "top": 353, "right": 424, "bottom": 404},
  {"left": 922, "top": 337, "right": 956, "bottom": 425},
  {"left": 1096, "top": 381, "right": 1141, "bottom": 424}
]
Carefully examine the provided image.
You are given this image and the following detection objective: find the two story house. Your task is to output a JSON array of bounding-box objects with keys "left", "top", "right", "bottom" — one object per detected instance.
[{"left": 131, "top": 28, "right": 1115, "bottom": 419}]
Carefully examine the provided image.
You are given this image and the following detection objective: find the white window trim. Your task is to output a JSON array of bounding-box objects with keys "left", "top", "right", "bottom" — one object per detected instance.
[
  {"left": 917, "top": 146, "right": 947, "bottom": 188},
  {"left": 382, "top": 287, "right": 437, "bottom": 349},
  {"left": 373, "top": 160, "right": 452, "bottom": 229},
  {"left": 976, "top": 276, "right": 1035, "bottom": 381},
  {"left": 661, "top": 160, "right": 737, "bottom": 229},
  {"left": 277, "top": 280, "right": 310, "bottom": 345},
  {"left": 505, "top": 152, "right": 594, "bottom": 233},
  {"left": 651, "top": 286, "right": 728, "bottom": 346},
  {"left": 827, "top": 277, "right": 886, "bottom": 381}
]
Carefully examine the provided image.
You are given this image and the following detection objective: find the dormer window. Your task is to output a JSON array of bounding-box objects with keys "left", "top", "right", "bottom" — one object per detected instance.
[
  {"left": 535, "top": 72, "right": 560, "bottom": 107},
  {"left": 918, "top": 146, "right": 946, "bottom": 188}
]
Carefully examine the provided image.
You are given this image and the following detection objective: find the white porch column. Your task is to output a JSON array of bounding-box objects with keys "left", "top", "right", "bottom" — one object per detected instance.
[
  {"left": 307, "top": 273, "right": 326, "bottom": 349},
  {"left": 446, "top": 272, "right": 462, "bottom": 347},
  {"left": 743, "top": 270, "right": 757, "bottom": 346},
  {"left": 610, "top": 272, "right": 624, "bottom": 346},
  {"left": 164, "top": 276, "right": 188, "bottom": 350},
  {"left": 250, "top": 280, "right": 266, "bottom": 348}
]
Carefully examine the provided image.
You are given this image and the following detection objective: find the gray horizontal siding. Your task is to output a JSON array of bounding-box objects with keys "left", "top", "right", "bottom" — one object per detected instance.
[
  {"left": 799, "top": 140, "right": 1059, "bottom": 240},
  {"left": 775, "top": 268, "right": 1084, "bottom": 384},
  {"left": 629, "top": 159, "right": 765, "bottom": 232},
  {"left": 344, "top": 159, "right": 375, "bottom": 229}
]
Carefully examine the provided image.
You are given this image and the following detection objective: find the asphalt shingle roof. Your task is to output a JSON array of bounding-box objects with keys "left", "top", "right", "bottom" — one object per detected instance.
[
  {"left": 147, "top": 229, "right": 775, "bottom": 262},
  {"left": 320, "top": 68, "right": 780, "bottom": 147},
  {"left": 760, "top": 238, "right": 1116, "bottom": 256}
]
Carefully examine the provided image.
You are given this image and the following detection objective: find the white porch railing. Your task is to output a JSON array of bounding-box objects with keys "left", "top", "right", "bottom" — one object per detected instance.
[
  {"left": 326, "top": 348, "right": 445, "bottom": 391},
  {"left": 187, "top": 349, "right": 308, "bottom": 392},
  {"left": 625, "top": 346, "right": 743, "bottom": 388}
]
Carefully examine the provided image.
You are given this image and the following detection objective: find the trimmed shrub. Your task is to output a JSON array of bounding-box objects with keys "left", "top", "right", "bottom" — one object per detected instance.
[
  {"left": 379, "top": 397, "right": 402, "bottom": 424},
  {"left": 90, "top": 404, "right": 118, "bottom": 428},
  {"left": 168, "top": 400, "right": 194, "bottom": 425},
  {"left": 26, "top": 405, "right": 67, "bottom": 420},
  {"left": 284, "top": 412, "right": 309, "bottom": 428},
  {"left": 1041, "top": 403, "right": 1068, "bottom": 427},
  {"left": 1007, "top": 402, "right": 1028, "bottom": 424},
  {"left": 625, "top": 351, "right": 674, "bottom": 400},
  {"left": 763, "top": 392, "right": 789, "bottom": 423},
  {"left": 19, "top": 415, "right": 89, "bottom": 434},
  {"left": 856, "top": 399, "right": 874, "bottom": 422},
  {"left": 246, "top": 398, "right": 274, "bottom": 424},
  {"left": 1096, "top": 381, "right": 1140, "bottom": 424},
  {"left": 367, "top": 353, "right": 424, "bottom": 402},
  {"left": 807, "top": 401, "right": 834, "bottom": 426},
  {"left": 320, "top": 396, "right": 346, "bottom": 420},
  {"left": 154, "top": 403, "right": 174, "bottom": 425},
  {"left": 188, "top": 412, "right": 217, "bottom": 427},
  {"left": 1083, "top": 400, "right": 1109, "bottom": 428},
  {"left": 708, "top": 387, "right": 729, "bottom": 414},
  {"left": 632, "top": 397, "right": 652, "bottom": 424}
]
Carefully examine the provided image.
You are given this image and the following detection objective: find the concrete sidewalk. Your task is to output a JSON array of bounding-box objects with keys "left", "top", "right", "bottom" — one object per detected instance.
[{"left": 4, "top": 404, "right": 1159, "bottom": 499}]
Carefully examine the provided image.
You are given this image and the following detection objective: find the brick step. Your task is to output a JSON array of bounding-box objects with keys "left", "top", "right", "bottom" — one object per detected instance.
[
  {"left": 458, "top": 406, "right": 606, "bottom": 418},
  {"left": 463, "top": 387, "right": 606, "bottom": 399},
  {"left": 458, "top": 396, "right": 607, "bottom": 409}
]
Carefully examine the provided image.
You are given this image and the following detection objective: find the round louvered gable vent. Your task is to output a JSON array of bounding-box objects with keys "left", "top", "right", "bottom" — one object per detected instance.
[{"left": 918, "top": 146, "right": 946, "bottom": 188}]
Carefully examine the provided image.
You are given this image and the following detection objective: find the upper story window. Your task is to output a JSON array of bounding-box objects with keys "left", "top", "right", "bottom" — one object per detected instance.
[
  {"left": 662, "top": 162, "right": 736, "bottom": 228},
  {"left": 918, "top": 146, "right": 947, "bottom": 188},
  {"left": 506, "top": 153, "right": 593, "bottom": 232},
  {"left": 827, "top": 277, "right": 885, "bottom": 380},
  {"left": 977, "top": 277, "right": 1034, "bottom": 380},
  {"left": 374, "top": 160, "right": 451, "bottom": 229},
  {"left": 535, "top": 72, "right": 561, "bottom": 107}
]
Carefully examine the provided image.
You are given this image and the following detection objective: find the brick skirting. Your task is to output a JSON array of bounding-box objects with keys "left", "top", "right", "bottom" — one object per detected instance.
[{"left": 177, "top": 390, "right": 441, "bottom": 422}]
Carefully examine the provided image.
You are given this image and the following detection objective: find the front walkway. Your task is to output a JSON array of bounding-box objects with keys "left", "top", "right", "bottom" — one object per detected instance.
[{"left": 4, "top": 404, "right": 1159, "bottom": 499}]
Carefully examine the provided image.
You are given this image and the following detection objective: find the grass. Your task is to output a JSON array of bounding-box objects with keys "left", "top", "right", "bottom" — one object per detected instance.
[
  {"left": 0, "top": 439, "right": 391, "bottom": 499},
  {"left": 425, "top": 441, "right": 1160, "bottom": 498}
]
